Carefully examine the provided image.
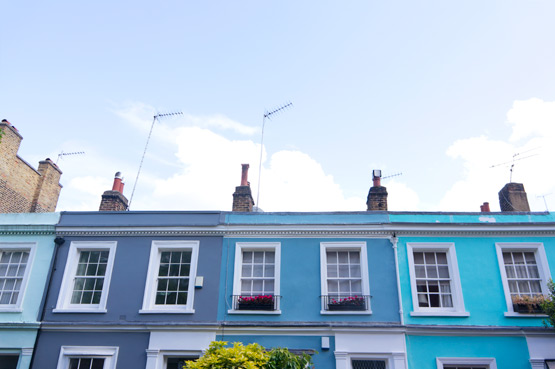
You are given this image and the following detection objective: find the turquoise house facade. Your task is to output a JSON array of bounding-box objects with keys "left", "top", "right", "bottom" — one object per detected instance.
[
  {"left": 218, "top": 212, "right": 407, "bottom": 369},
  {"left": 391, "top": 212, "right": 555, "bottom": 369},
  {"left": 0, "top": 212, "right": 60, "bottom": 369}
]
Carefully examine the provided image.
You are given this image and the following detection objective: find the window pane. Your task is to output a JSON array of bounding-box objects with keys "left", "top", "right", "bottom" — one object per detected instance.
[
  {"left": 242, "top": 251, "right": 252, "bottom": 263},
  {"left": 415, "top": 265, "right": 426, "bottom": 278},
  {"left": 352, "top": 360, "right": 386, "bottom": 369},
  {"left": 349, "top": 252, "right": 360, "bottom": 263},
  {"left": 337, "top": 252, "right": 349, "bottom": 263},
  {"left": 253, "top": 252, "right": 264, "bottom": 263},
  {"left": 413, "top": 252, "right": 424, "bottom": 264},
  {"left": 241, "top": 265, "right": 252, "bottom": 277},
  {"left": 424, "top": 252, "right": 435, "bottom": 264},
  {"left": 338, "top": 265, "right": 349, "bottom": 277},
  {"left": 265, "top": 252, "right": 275, "bottom": 263}
]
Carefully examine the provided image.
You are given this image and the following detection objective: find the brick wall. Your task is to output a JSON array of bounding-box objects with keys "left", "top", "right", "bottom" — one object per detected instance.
[{"left": 0, "top": 122, "right": 62, "bottom": 213}]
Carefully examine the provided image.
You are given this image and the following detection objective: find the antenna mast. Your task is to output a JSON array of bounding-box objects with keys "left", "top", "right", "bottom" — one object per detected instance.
[
  {"left": 490, "top": 148, "right": 539, "bottom": 182},
  {"left": 256, "top": 102, "right": 292, "bottom": 210},
  {"left": 56, "top": 151, "right": 85, "bottom": 163},
  {"left": 128, "top": 111, "right": 183, "bottom": 210},
  {"left": 382, "top": 172, "right": 403, "bottom": 180}
]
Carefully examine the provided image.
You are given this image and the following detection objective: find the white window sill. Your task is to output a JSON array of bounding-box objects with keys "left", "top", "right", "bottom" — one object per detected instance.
[
  {"left": 504, "top": 312, "right": 548, "bottom": 318},
  {"left": 139, "top": 309, "right": 195, "bottom": 314},
  {"left": 410, "top": 311, "right": 470, "bottom": 317},
  {"left": 228, "top": 309, "right": 281, "bottom": 315},
  {"left": 320, "top": 310, "right": 372, "bottom": 315},
  {"left": 0, "top": 307, "right": 23, "bottom": 313},
  {"left": 53, "top": 308, "right": 107, "bottom": 313}
]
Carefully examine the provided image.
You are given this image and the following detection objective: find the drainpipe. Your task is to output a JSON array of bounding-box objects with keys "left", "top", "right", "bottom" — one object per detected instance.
[
  {"left": 29, "top": 235, "right": 65, "bottom": 369},
  {"left": 389, "top": 234, "right": 404, "bottom": 325}
]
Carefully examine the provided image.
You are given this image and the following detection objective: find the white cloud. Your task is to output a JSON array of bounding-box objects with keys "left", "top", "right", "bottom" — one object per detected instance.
[
  {"left": 387, "top": 181, "right": 420, "bottom": 211},
  {"left": 440, "top": 98, "right": 555, "bottom": 212}
]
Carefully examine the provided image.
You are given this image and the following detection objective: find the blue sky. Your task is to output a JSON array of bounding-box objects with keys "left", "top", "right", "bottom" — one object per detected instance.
[{"left": 2, "top": 1, "right": 555, "bottom": 212}]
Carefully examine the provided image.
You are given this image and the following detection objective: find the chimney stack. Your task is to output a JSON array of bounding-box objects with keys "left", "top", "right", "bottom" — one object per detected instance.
[
  {"left": 367, "top": 169, "right": 388, "bottom": 211},
  {"left": 480, "top": 202, "right": 491, "bottom": 212},
  {"left": 498, "top": 182, "right": 530, "bottom": 212},
  {"left": 99, "top": 172, "right": 129, "bottom": 211},
  {"left": 232, "top": 164, "right": 255, "bottom": 212}
]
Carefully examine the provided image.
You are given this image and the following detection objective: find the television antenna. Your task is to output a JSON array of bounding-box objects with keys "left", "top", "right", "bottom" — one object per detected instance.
[
  {"left": 256, "top": 102, "right": 293, "bottom": 210},
  {"left": 490, "top": 148, "right": 539, "bottom": 183},
  {"left": 128, "top": 111, "right": 183, "bottom": 210},
  {"left": 382, "top": 172, "right": 403, "bottom": 180},
  {"left": 537, "top": 193, "right": 552, "bottom": 212},
  {"left": 56, "top": 151, "right": 85, "bottom": 164}
]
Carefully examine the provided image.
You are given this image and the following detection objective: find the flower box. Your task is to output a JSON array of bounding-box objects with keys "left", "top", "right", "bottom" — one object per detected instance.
[
  {"left": 327, "top": 296, "right": 366, "bottom": 311},
  {"left": 513, "top": 303, "right": 543, "bottom": 314},
  {"left": 236, "top": 295, "right": 275, "bottom": 311},
  {"left": 511, "top": 295, "right": 546, "bottom": 314},
  {"left": 328, "top": 303, "right": 366, "bottom": 311},
  {"left": 237, "top": 303, "right": 274, "bottom": 311}
]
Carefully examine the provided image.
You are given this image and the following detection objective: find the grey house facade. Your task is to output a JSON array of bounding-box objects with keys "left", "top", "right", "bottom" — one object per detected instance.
[{"left": 31, "top": 211, "right": 223, "bottom": 369}]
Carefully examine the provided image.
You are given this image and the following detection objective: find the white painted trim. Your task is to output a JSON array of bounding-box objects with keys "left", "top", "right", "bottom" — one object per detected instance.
[
  {"left": 54, "top": 241, "right": 117, "bottom": 313},
  {"left": 0, "top": 242, "right": 37, "bottom": 311},
  {"left": 141, "top": 241, "right": 199, "bottom": 313},
  {"left": 406, "top": 243, "right": 467, "bottom": 316},
  {"left": 436, "top": 357, "right": 496, "bottom": 369},
  {"left": 231, "top": 242, "right": 281, "bottom": 313},
  {"left": 495, "top": 242, "right": 552, "bottom": 315},
  {"left": 56, "top": 346, "right": 119, "bottom": 369},
  {"left": 410, "top": 311, "right": 470, "bottom": 317},
  {"left": 227, "top": 309, "right": 282, "bottom": 315},
  {"left": 320, "top": 242, "right": 371, "bottom": 314},
  {"left": 390, "top": 236, "right": 404, "bottom": 325}
]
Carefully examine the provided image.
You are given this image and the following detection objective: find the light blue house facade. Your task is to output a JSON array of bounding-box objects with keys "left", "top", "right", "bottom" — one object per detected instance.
[
  {"left": 392, "top": 212, "right": 555, "bottom": 369},
  {"left": 0, "top": 212, "right": 60, "bottom": 369},
  {"left": 218, "top": 212, "right": 407, "bottom": 369}
]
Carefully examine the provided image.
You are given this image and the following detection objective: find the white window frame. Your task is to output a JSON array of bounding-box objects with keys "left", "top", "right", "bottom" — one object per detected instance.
[
  {"left": 54, "top": 241, "right": 117, "bottom": 313},
  {"left": 320, "top": 242, "right": 371, "bottom": 315},
  {"left": 407, "top": 243, "right": 468, "bottom": 317},
  {"left": 436, "top": 357, "right": 497, "bottom": 369},
  {"left": 56, "top": 346, "right": 119, "bottom": 369},
  {"left": 0, "top": 243, "right": 36, "bottom": 312},
  {"left": 495, "top": 242, "right": 551, "bottom": 317},
  {"left": 140, "top": 240, "right": 199, "bottom": 314},
  {"left": 229, "top": 242, "right": 281, "bottom": 314}
]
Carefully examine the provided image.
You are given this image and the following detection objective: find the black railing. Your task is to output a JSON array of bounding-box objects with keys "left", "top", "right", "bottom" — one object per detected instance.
[
  {"left": 322, "top": 295, "right": 370, "bottom": 311},
  {"left": 232, "top": 295, "right": 280, "bottom": 311}
]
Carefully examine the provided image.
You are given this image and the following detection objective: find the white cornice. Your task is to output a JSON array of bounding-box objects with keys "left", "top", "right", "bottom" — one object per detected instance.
[
  {"left": 0, "top": 225, "right": 56, "bottom": 235},
  {"left": 55, "top": 222, "right": 555, "bottom": 238}
]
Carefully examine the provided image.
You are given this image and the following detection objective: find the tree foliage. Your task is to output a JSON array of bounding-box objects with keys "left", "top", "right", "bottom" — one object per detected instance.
[
  {"left": 265, "top": 347, "right": 313, "bottom": 369},
  {"left": 185, "top": 341, "right": 314, "bottom": 369},
  {"left": 541, "top": 279, "right": 555, "bottom": 328}
]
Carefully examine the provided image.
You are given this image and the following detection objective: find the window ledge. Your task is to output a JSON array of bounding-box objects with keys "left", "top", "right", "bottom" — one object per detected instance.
[
  {"left": 53, "top": 308, "right": 107, "bottom": 313},
  {"left": 0, "top": 307, "right": 23, "bottom": 313},
  {"left": 228, "top": 309, "right": 282, "bottom": 315},
  {"left": 504, "top": 312, "right": 548, "bottom": 318},
  {"left": 410, "top": 311, "right": 470, "bottom": 317},
  {"left": 139, "top": 309, "right": 195, "bottom": 314},
  {"left": 320, "top": 310, "right": 372, "bottom": 315}
]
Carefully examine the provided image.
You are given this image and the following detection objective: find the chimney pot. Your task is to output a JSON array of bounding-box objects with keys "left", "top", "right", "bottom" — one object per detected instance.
[
  {"left": 111, "top": 172, "right": 124, "bottom": 192},
  {"left": 241, "top": 164, "right": 250, "bottom": 186},
  {"left": 233, "top": 164, "right": 254, "bottom": 211},
  {"left": 480, "top": 202, "right": 491, "bottom": 212}
]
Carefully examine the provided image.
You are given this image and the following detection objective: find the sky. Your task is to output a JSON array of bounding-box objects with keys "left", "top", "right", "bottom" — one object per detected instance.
[{"left": 2, "top": 1, "right": 555, "bottom": 213}]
